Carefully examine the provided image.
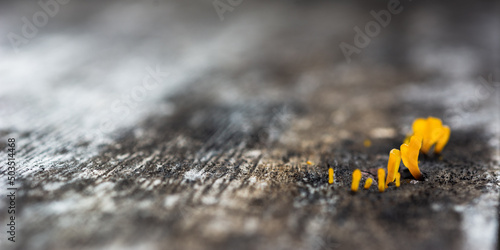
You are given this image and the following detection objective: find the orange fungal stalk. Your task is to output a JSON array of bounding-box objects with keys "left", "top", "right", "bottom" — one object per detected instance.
[
  {"left": 328, "top": 168, "right": 334, "bottom": 184},
  {"left": 351, "top": 169, "right": 361, "bottom": 192},
  {"left": 364, "top": 178, "right": 373, "bottom": 189},
  {"left": 400, "top": 135, "right": 423, "bottom": 180},
  {"left": 378, "top": 168, "right": 385, "bottom": 192},
  {"left": 385, "top": 149, "right": 401, "bottom": 188}
]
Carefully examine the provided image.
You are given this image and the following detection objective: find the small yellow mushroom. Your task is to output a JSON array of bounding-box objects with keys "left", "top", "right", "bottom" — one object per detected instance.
[
  {"left": 434, "top": 125, "right": 450, "bottom": 154},
  {"left": 400, "top": 135, "right": 423, "bottom": 180},
  {"left": 411, "top": 117, "right": 451, "bottom": 154},
  {"left": 421, "top": 117, "right": 444, "bottom": 153},
  {"left": 378, "top": 168, "right": 385, "bottom": 192},
  {"left": 364, "top": 178, "right": 373, "bottom": 189},
  {"left": 328, "top": 168, "right": 334, "bottom": 184},
  {"left": 395, "top": 172, "right": 401, "bottom": 187},
  {"left": 351, "top": 169, "right": 362, "bottom": 192},
  {"left": 412, "top": 118, "right": 427, "bottom": 137},
  {"left": 385, "top": 148, "right": 401, "bottom": 188},
  {"left": 306, "top": 161, "right": 313, "bottom": 165},
  {"left": 363, "top": 139, "right": 372, "bottom": 147}
]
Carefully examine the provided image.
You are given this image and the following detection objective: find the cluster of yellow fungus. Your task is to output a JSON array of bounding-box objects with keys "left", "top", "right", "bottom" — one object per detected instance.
[
  {"left": 351, "top": 169, "right": 376, "bottom": 192},
  {"left": 344, "top": 117, "right": 450, "bottom": 193},
  {"left": 371, "top": 134, "right": 424, "bottom": 191},
  {"left": 408, "top": 116, "right": 450, "bottom": 154}
]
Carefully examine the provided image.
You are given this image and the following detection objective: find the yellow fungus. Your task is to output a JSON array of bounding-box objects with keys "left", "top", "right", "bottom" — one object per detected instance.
[
  {"left": 363, "top": 139, "right": 372, "bottom": 147},
  {"left": 421, "top": 117, "right": 444, "bottom": 153},
  {"left": 378, "top": 168, "right": 385, "bottom": 192},
  {"left": 364, "top": 178, "right": 373, "bottom": 189},
  {"left": 412, "top": 118, "right": 427, "bottom": 138},
  {"left": 351, "top": 169, "right": 362, "bottom": 192},
  {"left": 395, "top": 172, "right": 401, "bottom": 187},
  {"left": 434, "top": 125, "right": 450, "bottom": 154},
  {"left": 306, "top": 161, "right": 313, "bottom": 165},
  {"left": 400, "top": 135, "right": 423, "bottom": 180},
  {"left": 403, "top": 134, "right": 412, "bottom": 144},
  {"left": 385, "top": 149, "right": 401, "bottom": 188},
  {"left": 328, "top": 168, "right": 334, "bottom": 184},
  {"left": 411, "top": 117, "right": 451, "bottom": 154}
]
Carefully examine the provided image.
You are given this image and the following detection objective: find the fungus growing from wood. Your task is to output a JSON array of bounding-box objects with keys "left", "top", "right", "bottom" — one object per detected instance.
[
  {"left": 395, "top": 172, "right": 401, "bottom": 187},
  {"left": 385, "top": 149, "right": 401, "bottom": 188},
  {"left": 351, "top": 169, "right": 361, "bottom": 192},
  {"left": 434, "top": 125, "right": 450, "bottom": 154},
  {"left": 400, "top": 135, "right": 423, "bottom": 180},
  {"left": 411, "top": 116, "right": 450, "bottom": 154},
  {"left": 364, "top": 178, "right": 373, "bottom": 189},
  {"left": 339, "top": 117, "right": 450, "bottom": 193},
  {"left": 378, "top": 168, "right": 385, "bottom": 192},
  {"left": 328, "top": 168, "right": 334, "bottom": 184}
]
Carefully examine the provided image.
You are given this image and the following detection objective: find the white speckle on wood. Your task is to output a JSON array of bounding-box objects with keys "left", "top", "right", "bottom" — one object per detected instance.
[{"left": 184, "top": 168, "right": 206, "bottom": 181}]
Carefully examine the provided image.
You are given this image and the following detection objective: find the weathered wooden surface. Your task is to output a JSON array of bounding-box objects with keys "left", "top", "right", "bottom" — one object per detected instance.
[{"left": 0, "top": 1, "right": 499, "bottom": 250}]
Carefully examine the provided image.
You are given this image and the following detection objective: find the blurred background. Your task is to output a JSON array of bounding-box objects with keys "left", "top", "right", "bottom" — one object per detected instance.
[
  {"left": 0, "top": 0, "right": 499, "bottom": 250},
  {"left": 0, "top": 0, "right": 500, "bottom": 164},
  {"left": 0, "top": 0, "right": 498, "bottom": 151}
]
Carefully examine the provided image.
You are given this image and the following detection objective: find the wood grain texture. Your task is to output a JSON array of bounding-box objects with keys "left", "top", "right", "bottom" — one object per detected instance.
[{"left": 0, "top": 1, "right": 499, "bottom": 250}]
